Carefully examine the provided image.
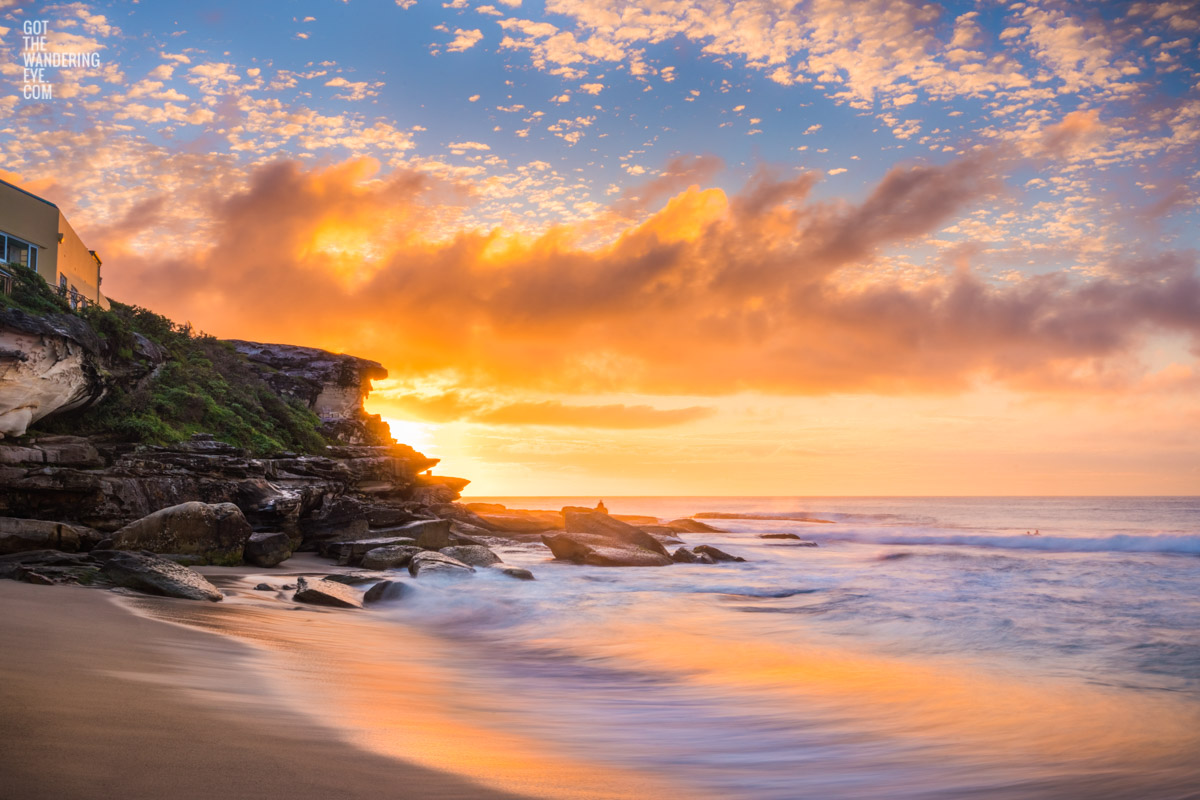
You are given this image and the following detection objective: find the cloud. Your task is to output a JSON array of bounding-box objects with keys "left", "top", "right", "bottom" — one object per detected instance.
[
  {"left": 377, "top": 390, "right": 714, "bottom": 427},
  {"left": 96, "top": 155, "right": 1200, "bottom": 401},
  {"left": 446, "top": 28, "right": 484, "bottom": 52}
]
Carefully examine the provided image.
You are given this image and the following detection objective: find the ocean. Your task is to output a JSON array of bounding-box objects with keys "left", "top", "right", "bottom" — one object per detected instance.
[{"left": 146, "top": 496, "right": 1200, "bottom": 799}]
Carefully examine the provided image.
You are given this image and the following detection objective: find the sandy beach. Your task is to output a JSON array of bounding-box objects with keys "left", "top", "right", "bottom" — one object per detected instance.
[{"left": 0, "top": 579, "right": 530, "bottom": 800}]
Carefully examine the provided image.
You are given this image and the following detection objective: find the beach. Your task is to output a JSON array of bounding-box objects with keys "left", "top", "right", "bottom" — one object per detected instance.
[{"left": 0, "top": 578, "right": 529, "bottom": 800}]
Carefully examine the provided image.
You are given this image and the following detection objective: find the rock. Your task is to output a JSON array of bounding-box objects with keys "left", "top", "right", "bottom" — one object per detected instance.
[
  {"left": 363, "top": 580, "right": 407, "bottom": 603},
  {"left": 670, "top": 546, "right": 716, "bottom": 564},
  {"left": 465, "top": 502, "right": 508, "bottom": 513},
  {"left": 407, "top": 518, "right": 452, "bottom": 550},
  {"left": 244, "top": 531, "right": 293, "bottom": 567},
  {"left": 439, "top": 545, "right": 501, "bottom": 567},
  {"left": 0, "top": 550, "right": 102, "bottom": 584},
  {"left": 563, "top": 511, "right": 670, "bottom": 557},
  {"left": 360, "top": 544, "right": 422, "bottom": 570},
  {"left": 293, "top": 576, "right": 364, "bottom": 609},
  {"left": 322, "top": 572, "right": 380, "bottom": 585},
  {"left": 330, "top": 536, "right": 418, "bottom": 566},
  {"left": 408, "top": 551, "right": 475, "bottom": 577},
  {"left": 760, "top": 533, "right": 817, "bottom": 545},
  {"left": 254, "top": 583, "right": 273, "bottom": 591},
  {"left": 95, "top": 550, "right": 224, "bottom": 601},
  {"left": 542, "top": 533, "right": 673, "bottom": 567},
  {"left": 637, "top": 525, "right": 685, "bottom": 545},
  {"left": 694, "top": 545, "right": 745, "bottom": 563},
  {"left": 667, "top": 518, "right": 725, "bottom": 533},
  {"left": 0, "top": 517, "right": 100, "bottom": 554},
  {"left": 448, "top": 520, "right": 493, "bottom": 544},
  {"left": 492, "top": 565, "right": 535, "bottom": 580},
  {"left": 474, "top": 511, "right": 563, "bottom": 533},
  {"left": 112, "top": 501, "right": 252, "bottom": 565}
]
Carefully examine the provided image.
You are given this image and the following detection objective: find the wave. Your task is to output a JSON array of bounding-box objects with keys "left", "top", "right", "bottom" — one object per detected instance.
[{"left": 822, "top": 531, "right": 1200, "bottom": 555}]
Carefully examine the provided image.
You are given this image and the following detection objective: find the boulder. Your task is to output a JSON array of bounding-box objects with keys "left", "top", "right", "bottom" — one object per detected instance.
[
  {"left": 243, "top": 531, "right": 293, "bottom": 567},
  {"left": 112, "top": 502, "right": 252, "bottom": 565},
  {"left": 363, "top": 580, "right": 407, "bottom": 603},
  {"left": 321, "top": 573, "right": 380, "bottom": 585},
  {"left": 671, "top": 547, "right": 715, "bottom": 564},
  {"left": 0, "top": 517, "right": 100, "bottom": 555},
  {"left": 492, "top": 565, "right": 535, "bottom": 581},
  {"left": 331, "top": 536, "right": 418, "bottom": 566},
  {"left": 407, "top": 519, "right": 452, "bottom": 550},
  {"left": 95, "top": 551, "right": 224, "bottom": 601},
  {"left": 667, "top": 518, "right": 725, "bottom": 533},
  {"left": 360, "top": 544, "right": 422, "bottom": 570},
  {"left": 0, "top": 550, "right": 102, "bottom": 584},
  {"left": 439, "top": 545, "right": 501, "bottom": 567},
  {"left": 637, "top": 525, "right": 685, "bottom": 545},
  {"left": 542, "top": 533, "right": 673, "bottom": 567},
  {"left": 563, "top": 511, "right": 670, "bottom": 557},
  {"left": 408, "top": 551, "right": 475, "bottom": 577},
  {"left": 694, "top": 545, "right": 745, "bottom": 563},
  {"left": 293, "top": 576, "right": 364, "bottom": 609}
]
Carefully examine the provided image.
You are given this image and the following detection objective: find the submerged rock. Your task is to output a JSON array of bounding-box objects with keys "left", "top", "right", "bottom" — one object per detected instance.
[
  {"left": 293, "top": 576, "right": 364, "bottom": 608},
  {"left": 694, "top": 545, "right": 745, "bottom": 563},
  {"left": 671, "top": 546, "right": 716, "bottom": 564},
  {"left": 95, "top": 550, "right": 224, "bottom": 601},
  {"left": 492, "top": 565, "right": 535, "bottom": 581},
  {"left": 363, "top": 580, "right": 407, "bottom": 603},
  {"left": 112, "top": 501, "right": 252, "bottom": 565},
  {"left": 244, "top": 531, "right": 293, "bottom": 567},
  {"left": 439, "top": 545, "right": 501, "bottom": 567},
  {"left": 760, "top": 534, "right": 818, "bottom": 545},
  {"left": 360, "top": 544, "right": 422, "bottom": 570},
  {"left": 408, "top": 551, "right": 475, "bottom": 577}
]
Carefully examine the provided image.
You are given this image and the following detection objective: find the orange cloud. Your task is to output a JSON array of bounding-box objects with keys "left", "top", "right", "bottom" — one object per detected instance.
[{"left": 97, "top": 154, "right": 1200, "bottom": 400}]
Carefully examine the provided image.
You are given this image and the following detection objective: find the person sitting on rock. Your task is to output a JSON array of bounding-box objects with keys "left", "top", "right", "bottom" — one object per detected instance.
[{"left": 595, "top": 500, "right": 608, "bottom": 514}]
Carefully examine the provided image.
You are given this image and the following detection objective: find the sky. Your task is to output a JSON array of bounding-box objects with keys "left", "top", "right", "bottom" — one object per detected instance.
[{"left": 1, "top": 0, "right": 1198, "bottom": 495}]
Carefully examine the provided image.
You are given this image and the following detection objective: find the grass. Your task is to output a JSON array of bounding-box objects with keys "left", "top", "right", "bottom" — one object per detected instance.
[{"left": 5, "top": 264, "right": 332, "bottom": 455}]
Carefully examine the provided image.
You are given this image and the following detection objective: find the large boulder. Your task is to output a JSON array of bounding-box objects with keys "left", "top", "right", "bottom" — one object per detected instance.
[
  {"left": 542, "top": 533, "right": 673, "bottom": 567},
  {"left": 0, "top": 517, "right": 100, "bottom": 555},
  {"left": 360, "top": 544, "right": 422, "bottom": 570},
  {"left": 439, "top": 545, "right": 501, "bottom": 567},
  {"left": 112, "top": 502, "right": 252, "bottom": 565},
  {"left": 563, "top": 511, "right": 670, "bottom": 557},
  {"left": 408, "top": 551, "right": 475, "bottom": 577},
  {"left": 243, "top": 531, "right": 292, "bottom": 567},
  {"left": 474, "top": 511, "right": 563, "bottom": 533},
  {"left": 293, "top": 576, "right": 364, "bottom": 609},
  {"left": 95, "top": 550, "right": 224, "bottom": 601},
  {"left": 363, "top": 580, "right": 407, "bottom": 603}
]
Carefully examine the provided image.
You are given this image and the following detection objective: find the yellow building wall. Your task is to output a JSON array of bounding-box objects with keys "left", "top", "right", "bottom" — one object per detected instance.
[
  {"left": 56, "top": 211, "right": 108, "bottom": 309},
  {"left": 0, "top": 180, "right": 60, "bottom": 282}
]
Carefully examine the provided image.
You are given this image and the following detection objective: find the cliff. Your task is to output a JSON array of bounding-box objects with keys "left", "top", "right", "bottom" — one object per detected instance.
[{"left": 0, "top": 271, "right": 471, "bottom": 554}]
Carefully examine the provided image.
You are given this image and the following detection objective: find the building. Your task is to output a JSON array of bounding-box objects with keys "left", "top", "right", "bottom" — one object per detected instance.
[{"left": 0, "top": 178, "right": 108, "bottom": 310}]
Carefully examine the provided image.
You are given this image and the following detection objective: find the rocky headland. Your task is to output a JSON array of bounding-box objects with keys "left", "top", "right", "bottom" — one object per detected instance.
[{"left": 0, "top": 266, "right": 744, "bottom": 606}]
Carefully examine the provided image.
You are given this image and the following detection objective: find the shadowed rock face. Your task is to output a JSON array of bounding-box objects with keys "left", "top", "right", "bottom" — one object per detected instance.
[
  {"left": 439, "top": 545, "right": 501, "bottom": 567},
  {"left": 408, "top": 551, "right": 475, "bottom": 577},
  {"left": 293, "top": 576, "right": 364, "bottom": 608},
  {"left": 360, "top": 545, "right": 422, "bottom": 570},
  {"left": 0, "top": 517, "right": 101, "bottom": 555},
  {"left": 94, "top": 550, "right": 224, "bottom": 602},
  {"left": 542, "top": 533, "right": 674, "bottom": 567},
  {"left": 563, "top": 511, "right": 670, "bottom": 557},
  {"left": 112, "top": 501, "right": 253, "bottom": 565},
  {"left": 244, "top": 531, "right": 293, "bottom": 567}
]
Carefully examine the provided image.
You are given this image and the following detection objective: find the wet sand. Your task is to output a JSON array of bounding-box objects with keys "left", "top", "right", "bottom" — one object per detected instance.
[{"left": 0, "top": 580, "right": 530, "bottom": 800}]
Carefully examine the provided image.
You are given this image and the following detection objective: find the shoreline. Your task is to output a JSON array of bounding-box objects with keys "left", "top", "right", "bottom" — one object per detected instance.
[{"left": 0, "top": 579, "right": 531, "bottom": 800}]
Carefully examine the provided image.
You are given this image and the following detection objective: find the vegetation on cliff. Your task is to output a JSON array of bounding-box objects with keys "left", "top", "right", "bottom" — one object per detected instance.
[{"left": 4, "top": 264, "right": 330, "bottom": 455}]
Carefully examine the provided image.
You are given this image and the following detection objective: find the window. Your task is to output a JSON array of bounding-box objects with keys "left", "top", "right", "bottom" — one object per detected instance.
[{"left": 0, "top": 232, "right": 37, "bottom": 270}]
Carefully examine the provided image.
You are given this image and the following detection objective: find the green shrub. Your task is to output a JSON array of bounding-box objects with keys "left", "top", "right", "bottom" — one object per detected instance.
[{"left": 31, "top": 300, "right": 331, "bottom": 455}]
